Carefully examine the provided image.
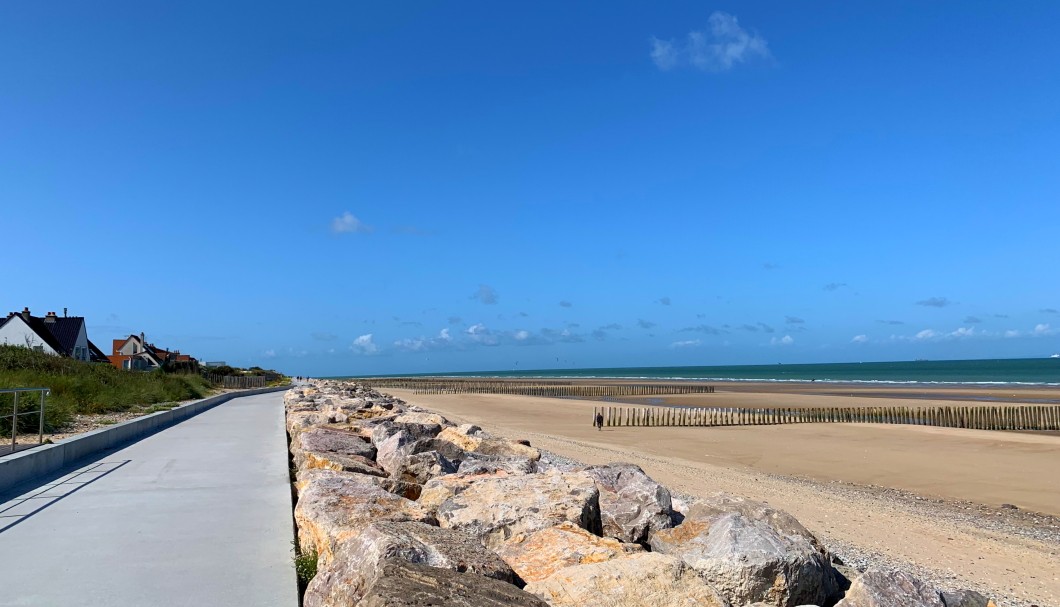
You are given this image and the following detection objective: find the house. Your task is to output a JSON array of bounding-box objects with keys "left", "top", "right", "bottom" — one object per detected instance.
[
  {"left": 0, "top": 307, "right": 109, "bottom": 362},
  {"left": 108, "top": 333, "right": 196, "bottom": 371}
]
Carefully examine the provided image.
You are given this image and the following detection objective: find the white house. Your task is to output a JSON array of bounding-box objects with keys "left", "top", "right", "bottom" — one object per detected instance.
[{"left": 0, "top": 308, "right": 107, "bottom": 362}]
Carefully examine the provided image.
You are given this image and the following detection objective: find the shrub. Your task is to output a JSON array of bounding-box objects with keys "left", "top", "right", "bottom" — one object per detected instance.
[{"left": 0, "top": 345, "right": 214, "bottom": 430}]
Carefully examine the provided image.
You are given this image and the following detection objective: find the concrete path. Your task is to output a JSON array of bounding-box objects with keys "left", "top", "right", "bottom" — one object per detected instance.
[{"left": 0, "top": 392, "right": 299, "bottom": 607}]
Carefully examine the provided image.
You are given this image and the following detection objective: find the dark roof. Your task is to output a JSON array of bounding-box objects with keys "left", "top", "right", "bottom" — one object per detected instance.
[
  {"left": 6, "top": 314, "right": 68, "bottom": 354},
  {"left": 87, "top": 340, "right": 109, "bottom": 363},
  {"left": 43, "top": 317, "right": 85, "bottom": 356}
]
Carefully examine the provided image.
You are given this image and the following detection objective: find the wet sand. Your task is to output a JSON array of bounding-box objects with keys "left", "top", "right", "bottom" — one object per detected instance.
[{"left": 386, "top": 386, "right": 1060, "bottom": 607}]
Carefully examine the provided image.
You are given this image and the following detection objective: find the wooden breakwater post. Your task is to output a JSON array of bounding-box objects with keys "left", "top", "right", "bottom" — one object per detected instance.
[{"left": 596, "top": 403, "right": 1060, "bottom": 431}]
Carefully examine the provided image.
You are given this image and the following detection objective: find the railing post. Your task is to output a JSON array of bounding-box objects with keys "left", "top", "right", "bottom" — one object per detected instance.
[
  {"left": 11, "top": 391, "right": 19, "bottom": 452},
  {"left": 39, "top": 389, "right": 46, "bottom": 444}
]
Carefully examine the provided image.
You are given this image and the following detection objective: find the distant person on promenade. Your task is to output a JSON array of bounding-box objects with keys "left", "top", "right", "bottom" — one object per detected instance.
[{"left": 594, "top": 412, "right": 604, "bottom": 431}]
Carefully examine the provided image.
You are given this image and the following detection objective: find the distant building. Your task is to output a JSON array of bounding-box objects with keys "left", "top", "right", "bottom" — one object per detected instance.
[
  {"left": 108, "top": 332, "right": 196, "bottom": 371},
  {"left": 0, "top": 307, "right": 108, "bottom": 362}
]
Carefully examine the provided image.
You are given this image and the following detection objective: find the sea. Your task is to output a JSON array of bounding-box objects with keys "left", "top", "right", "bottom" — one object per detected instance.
[{"left": 383, "top": 358, "right": 1060, "bottom": 386}]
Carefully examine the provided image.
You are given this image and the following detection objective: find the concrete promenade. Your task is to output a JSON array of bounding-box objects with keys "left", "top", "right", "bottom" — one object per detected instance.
[{"left": 0, "top": 391, "right": 299, "bottom": 606}]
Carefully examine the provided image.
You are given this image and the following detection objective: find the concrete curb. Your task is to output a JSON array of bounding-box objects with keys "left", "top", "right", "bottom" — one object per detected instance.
[{"left": 0, "top": 386, "right": 291, "bottom": 493}]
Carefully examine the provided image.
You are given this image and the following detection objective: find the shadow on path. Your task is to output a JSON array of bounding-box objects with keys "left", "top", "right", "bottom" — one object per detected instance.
[{"left": 0, "top": 460, "right": 130, "bottom": 534}]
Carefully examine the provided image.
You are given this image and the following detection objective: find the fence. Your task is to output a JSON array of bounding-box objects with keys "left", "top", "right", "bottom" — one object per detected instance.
[
  {"left": 361, "top": 378, "right": 715, "bottom": 398},
  {"left": 1, "top": 387, "right": 50, "bottom": 453},
  {"left": 206, "top": 375, "right": 271, "bottom": 389},
  {"left": 592, "top": 404, "right": 1060, "bottom": 432}
]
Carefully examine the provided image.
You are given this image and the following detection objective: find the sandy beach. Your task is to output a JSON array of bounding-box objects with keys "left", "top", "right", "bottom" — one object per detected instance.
[{"left": 386, "top": 384, "right": 1060, "bottom": 607}]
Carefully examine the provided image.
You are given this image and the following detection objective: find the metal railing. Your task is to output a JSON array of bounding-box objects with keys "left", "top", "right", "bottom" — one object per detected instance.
[{"left": 1, "top": 387, "right": 50, "bottom": 453}]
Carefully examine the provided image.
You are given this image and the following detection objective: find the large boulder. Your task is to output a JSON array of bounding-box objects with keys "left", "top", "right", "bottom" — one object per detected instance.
[
  {"left": 304, "top": 521, "right": 515, "bottom": 607},
  {"left": 357, "top": 560, "right": 550, "bottom": 607},
  {"left": 436, "top": 427, "right": 541, "bottom": 461},
  {"left": 649, "top": 494, "right": 838, "bottom": 607},
  {"left": 436, "top": 471, "right": 601, "bottom": 550},
  {"left": 495, "top": 522, "right": 641, "bottom": 583},
  {"left": 941, "top": 590, "right": 996, "bottom": 607},
  {"left": 457, "top": 454, "right": 538, "bottom": 475},
  {"left": 287, "top": 411, "right": 329, "bottom": 437},
  {"left": 373, "top": 423, "right": 445, "bottom": 475},
  {"left": 584, "top": 462, "right": 673, "bottom": 544},
  {"left": 418, "top": 469, "right": 523, "bottom": 513},
  {"left": 523, "top": 552, "right": 729, "bottom": 607},
  {"left": 294, "top": 468, "right": 421, "bottom": 501},
  {"left": 294, "top": 470, "right": 434, "bottom": 565},
  {"left": 293, "top": 427, "right": 377, "bottom": 468},
  {"left": 836, "top": 569, "right": 945, "bottom": 607},
  {"left": 371, "top": 420, "right": 443, "bottom": 447},
  {"left": 394, "top": 411, "right": 451, "bottom": 426},
  {"left": 301, "top": 451, "right": 387, "bottom": 477},
  {"left": 391, "top": 450, "right": 458, "bottom": 485},
  {"left": 409, "top": 436, "right": 471, "bottom": 463}
]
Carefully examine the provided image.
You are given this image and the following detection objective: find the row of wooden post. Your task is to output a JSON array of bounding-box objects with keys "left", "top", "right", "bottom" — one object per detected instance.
[{"left": 592, "top": 404, "right": 1060, "bottom": 431}]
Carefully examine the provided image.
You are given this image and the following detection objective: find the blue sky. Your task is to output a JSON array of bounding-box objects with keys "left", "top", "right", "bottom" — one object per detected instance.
[{"left": 3, "top": 1, "right": 1059, "bottom": 375}]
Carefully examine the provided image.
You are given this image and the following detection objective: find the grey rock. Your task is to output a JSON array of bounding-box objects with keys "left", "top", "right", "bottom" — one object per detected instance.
[
  {"left": 299, "top": 451, "right": 387, "bottom": 477},
  {"left": 293, "top": 470, "right": 434, "bottom": 566},
  {"left": 457, "top": 423, "right": 483, "bottom": 436},
  {"left": 649, "top": 494, "right": 838, "bottom": 607},
  {"left": 304, "top": 521, "right": 516, "bottom": 607},
  {"left": 436, "top": 471, "right": 601, "bottom": 550},
  {"left": 393, "top": 450, "right": 457, "bottom": 485},
  {"left": 371, "top": 420, "right": 443, "bottom": 448},
  {"left": 357, "top": 560, "right": 549, "bottom": 607},
  {"left": 375, "top": 424, "right": 444, "bottom": 476},
  {"left": 836, "top": 569, "right": 944, "bottom": 607},
  {"left": 411, "top": 437, "right": 470, "bottom": 464},
  {"left": 941, "top": 589, "right": 992, "bottom": 607},
  {"left": 584, "top": 462, "right": 673, "bottom": 544},
  {"left": 457, "top": 454, "right": 538, "bottom": 476},
  {"left": 293, "top": 427, "right": 376, "bottom": 468}
]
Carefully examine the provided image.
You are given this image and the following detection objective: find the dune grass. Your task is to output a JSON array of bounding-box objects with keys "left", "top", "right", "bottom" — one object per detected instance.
[{"left": 0, "top": 345, "right": 214, "bottom": 432}]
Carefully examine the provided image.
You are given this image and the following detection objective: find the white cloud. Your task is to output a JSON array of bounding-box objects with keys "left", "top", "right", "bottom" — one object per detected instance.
[
  {"left": 466, "top": 323, "right": 498, "bottom": 345},
  {"left": 771, "top": 335, "right": 794, "bottom": 346},
  {"left": 915, "top": 329, "right": 939, "bottom": 340},
  {"left": 331, "top": 211, "right": 372, "bottom": 234},
  {"left": 670, "top": 339, "right": 701, "bottom": 348},
  {"left": 262, "top": 349, "right": 276, "bottom": 358},
  {"left": 650, "top": 38, "right": 679, "bottom": 70},
  {"left": 652, "top": 12, "right": 771, "bottom": 72},
  {"left": 949, "top": 327, "right": 975, "bottom": 338},
  {"left": 393, "top": 327, "right": 455, "bottom": 352},
  {"left": 514, "top": 330, "right": 529, "bottom": 341},
  {"left": 351, "top": 333, "right": 378, "bottom": 354},
  {"left": 1004, "top": 329, "right": 1021, "bottom": 338},
  {"left": 851, "top": 334, "right": 868, "bottom": 344}
]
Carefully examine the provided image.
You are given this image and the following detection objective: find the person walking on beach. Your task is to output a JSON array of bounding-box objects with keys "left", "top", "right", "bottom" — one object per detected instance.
[{"left": 594, "top": 412, "right": 604, "bottom": 431}]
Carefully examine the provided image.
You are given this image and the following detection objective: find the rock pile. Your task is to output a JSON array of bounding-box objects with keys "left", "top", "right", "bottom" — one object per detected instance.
[{"left": 286, "top": 381, "right": 996, "bottom": 607}]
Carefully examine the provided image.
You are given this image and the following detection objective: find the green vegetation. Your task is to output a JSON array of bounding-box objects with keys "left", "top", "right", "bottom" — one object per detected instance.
[
  {"left": 292, "top": 542, "right": 319, "bottom": 587},
  {"left": 0, "top": 345, "right": 213, "bottom": 431}
]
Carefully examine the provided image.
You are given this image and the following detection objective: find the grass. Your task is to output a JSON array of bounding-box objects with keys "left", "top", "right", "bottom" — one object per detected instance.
[
  {"left": 0, "top": 345, "right": 214, "bottom": 432},
  {"left": 293, "top": 541, "right": 319, "bottom": 587}
]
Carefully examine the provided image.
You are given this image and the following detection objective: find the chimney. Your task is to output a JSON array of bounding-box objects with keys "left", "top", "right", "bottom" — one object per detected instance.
[
  {"left": 44, "top": 311, "right": 57, "bottom": 324},
  {"left": 63, "top": 307, "right": 68, "bottom": 318},
  {"left": 21, "top": 307, "right": 30, "bottom": 321},
  {"left": 141, "top": 332, "right": 145, "bottom": 345}
]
